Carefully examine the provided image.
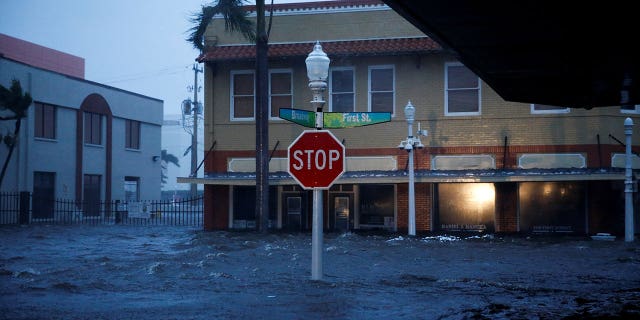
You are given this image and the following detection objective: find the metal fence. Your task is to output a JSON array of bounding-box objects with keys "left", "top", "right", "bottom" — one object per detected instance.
[{"left": 0, "top": 192, "right": 203, "bottom": 227}]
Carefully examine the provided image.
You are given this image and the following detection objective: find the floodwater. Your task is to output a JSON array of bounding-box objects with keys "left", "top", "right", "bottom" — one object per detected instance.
[{"left": 1, "top": 225, "right": 639, "bottom": 319}]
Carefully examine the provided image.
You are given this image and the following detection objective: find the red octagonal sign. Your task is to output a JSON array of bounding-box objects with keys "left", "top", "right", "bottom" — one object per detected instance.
[{"left": 288, "top": 130, "right": 345, "bottom": 189}]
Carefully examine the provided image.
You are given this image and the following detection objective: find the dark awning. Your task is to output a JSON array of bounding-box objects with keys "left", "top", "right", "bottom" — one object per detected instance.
[
  {"left": 382, "top": 0, "right": 640, "bottom": 109},
  {"left": 178, "top": 168, "right": 627, "bottom": 186}
]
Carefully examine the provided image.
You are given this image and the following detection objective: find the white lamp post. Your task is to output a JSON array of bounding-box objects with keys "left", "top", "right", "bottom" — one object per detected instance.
[
  {"left": 305, "top": 41, "right": 330, "bottom": 280},
  {"left": 624, "top": 117, "right": 635, "bottom": 242},
  {"left": 398, "top": 101, "right": 425, "bottom": 236}
]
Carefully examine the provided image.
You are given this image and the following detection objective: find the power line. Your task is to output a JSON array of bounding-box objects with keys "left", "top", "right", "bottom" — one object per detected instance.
[{"left": 100, "top": 64, "right": 192, "bottom": 84}]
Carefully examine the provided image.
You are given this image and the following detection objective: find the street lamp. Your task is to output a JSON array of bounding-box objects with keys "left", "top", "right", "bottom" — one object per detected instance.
[
  {"left": 305, "top": 41, "right": 330, "bottom": 280},
  {"left": 306, "top": 41, "right": 330, "bottom": 129},
  {"left": 398, "top": 101, "right": 425, "bottom": 236}
]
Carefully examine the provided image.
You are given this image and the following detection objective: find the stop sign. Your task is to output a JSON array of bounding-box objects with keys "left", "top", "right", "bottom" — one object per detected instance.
[{"left": 288, "top": 130, "right": 345, "bottom": 189}]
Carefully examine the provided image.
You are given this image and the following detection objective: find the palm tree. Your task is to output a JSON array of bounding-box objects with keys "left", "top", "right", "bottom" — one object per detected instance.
[
  {"left": 188, "top": 0, "right": 272, "bottom": 233},
  {"left": 0, "top": 79, "right": 32, "bottom": 188},
  {"left": 161, "top": 149, "right": 180, "bottom": 185}
]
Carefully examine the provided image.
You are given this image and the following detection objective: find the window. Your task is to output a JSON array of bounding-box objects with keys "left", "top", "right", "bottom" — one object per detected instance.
[
  {"left": 359, "top": 184, "right": 395, "bottom": 226},
  {"left": 231, "top": 70, "right": 255, "bottom": 120},
  {"left": 369, "top": 66, "right": 395, "bottom": 114},
  {"left": 84, "top": 112, "right": 102, "bottom": 145},
  {"left": 125, "top": 119, "right": 140, "bottom": 149},
  {"left": 34, "top": 102, "right": 56, "bottom": 139},
  {"left": 531, "top": 104, "right": 569, "bottom": 114},
  {"left": 124, "top": 176, "right": 139, "bottom": 202},
  {"left": 330, "top": 67, "right": 355, "bottom": 112},
  {"left": 621, "top": 105, "right": 640, "bottom": 114},
  {"left": 436, "top": 183, "right": 495, "bottom": 232},
  {"left": 445, "top": 62, "right": 481, "bottom": 116},
  {"left": 269, "top": 70, "right": 292, "bottom": 119}
]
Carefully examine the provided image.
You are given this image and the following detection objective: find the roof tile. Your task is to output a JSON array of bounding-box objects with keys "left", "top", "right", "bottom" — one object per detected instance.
[{"left": 198, "top": 37, "right": 442, "bottom": 62}]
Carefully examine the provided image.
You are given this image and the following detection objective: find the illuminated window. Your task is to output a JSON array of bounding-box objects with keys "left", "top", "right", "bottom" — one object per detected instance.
[
  {"left": 330, "top": 67, "right": 355, "bottom": 112},
  {"left": 369, "top": 65, "right": 394, "bottom": 114},
  {"left": 445, "top": 62, "right": 481, "bottom": 116},
  {"left": 519, "top": 182, "right": 585, "bottom": 233},
  {"left": 436, "top": 183, "right": 495, "bottom": 232}
]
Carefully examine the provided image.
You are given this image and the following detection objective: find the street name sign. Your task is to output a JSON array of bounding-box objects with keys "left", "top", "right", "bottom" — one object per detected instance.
[
  {"left": 323, "top": 112, "right": 391, "bottom": 128},
  {"left": 280, "top": 108, "right": 391, "bottom": 129}
]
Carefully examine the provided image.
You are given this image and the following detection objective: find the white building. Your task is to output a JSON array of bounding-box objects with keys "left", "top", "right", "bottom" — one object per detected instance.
[{"left": 0, "top": 34, "right": 163, "bottom": 219}]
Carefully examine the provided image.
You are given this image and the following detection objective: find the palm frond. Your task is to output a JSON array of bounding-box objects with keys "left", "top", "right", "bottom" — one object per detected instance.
[
  {"left": 0, "top": 79, "right": 32, "bottom": 119},
  {"left": 186, "top": 0, "right": 255, "bottom": 51}
]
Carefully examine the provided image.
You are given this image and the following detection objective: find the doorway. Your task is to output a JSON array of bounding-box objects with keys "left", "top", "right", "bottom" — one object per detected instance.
[
  {"left": 330, "top": 194, "right": 353, "bottom": 232},
  {"left": 33, "top": 172, "right": 55, "bottom": 219}
]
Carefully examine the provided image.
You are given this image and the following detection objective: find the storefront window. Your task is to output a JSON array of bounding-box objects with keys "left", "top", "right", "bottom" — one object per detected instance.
[
  {"left": 359, "top": 184, "right": 394, "bottom": 226},
  {"left": 519, "top": 182, "right": 585, "bottom": 233},
  {"left": 232, "top": 186, "right": 278, "bottom": 229},
  {"left": 437, "top": 183, "right": 495, "bottom": 232}
]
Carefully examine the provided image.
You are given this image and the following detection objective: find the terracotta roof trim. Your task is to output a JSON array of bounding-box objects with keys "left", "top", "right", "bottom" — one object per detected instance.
[{"left": 198, "top": 37, "right": 442, "bottom": 62}]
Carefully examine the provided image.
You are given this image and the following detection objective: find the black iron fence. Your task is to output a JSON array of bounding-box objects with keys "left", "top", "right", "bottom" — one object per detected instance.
[{"left": 0, "top": 192, "right": 203, "bottom": 227}]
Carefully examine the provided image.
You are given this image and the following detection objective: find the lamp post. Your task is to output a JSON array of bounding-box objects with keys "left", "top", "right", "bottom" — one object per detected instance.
[
  {"left": 398, "top": 101, "right": 425, "bottom": 236},
  {"left": 305, "top": 41, "right": 330, "bottom": 280},
  {"left": 624, "top": 117, "right": 635, "bottom": 242}
]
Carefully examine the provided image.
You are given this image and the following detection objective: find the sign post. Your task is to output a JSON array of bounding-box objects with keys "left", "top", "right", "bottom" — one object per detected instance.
[{"left": 288, "top": 130, "right": 345, "bottom": 280}]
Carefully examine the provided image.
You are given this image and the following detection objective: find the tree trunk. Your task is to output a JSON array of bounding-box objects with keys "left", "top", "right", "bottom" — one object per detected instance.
[
  {"left": 0, "top": 119, "right": 21, "bottom": 189},
  {"left": 255, "top": 0, "right": 270, "bottom": 233}
]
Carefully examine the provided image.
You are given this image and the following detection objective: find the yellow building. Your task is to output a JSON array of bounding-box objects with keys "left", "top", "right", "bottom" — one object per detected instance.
[{"left": 181, "top": 0, "right": 639, "bottom": 236}]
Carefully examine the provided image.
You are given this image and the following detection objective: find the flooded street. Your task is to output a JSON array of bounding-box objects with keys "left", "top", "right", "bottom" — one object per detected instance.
[{"left": 1, "top": 225, "right": 639, "bottom": 319}]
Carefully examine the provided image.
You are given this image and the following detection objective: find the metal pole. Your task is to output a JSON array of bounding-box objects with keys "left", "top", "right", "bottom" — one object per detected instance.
[
  {"left": 624, "top": 117, "right": 634, "bottom": 242},
  {"left": 407, "top": 121, "right": 416, "bottom": 236},
  {"left": 311, "top": 188, "right": 323, "bottom": 280},
  {"left": 190, "top": 64, "right": 200, "bottom": 198}
]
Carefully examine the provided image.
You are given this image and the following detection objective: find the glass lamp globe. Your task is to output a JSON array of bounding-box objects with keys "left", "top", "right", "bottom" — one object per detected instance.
[{"left": 305, "top": 41, "right": 330, "bottom": 82}]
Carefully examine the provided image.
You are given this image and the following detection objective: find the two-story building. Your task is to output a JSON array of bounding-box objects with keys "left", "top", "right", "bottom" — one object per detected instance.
[
  {"left": 0, "top": 34, "right": 163, "bottom": 222},
  {"left": 180, "top": 0, "right": 639, "bottom": 236}
]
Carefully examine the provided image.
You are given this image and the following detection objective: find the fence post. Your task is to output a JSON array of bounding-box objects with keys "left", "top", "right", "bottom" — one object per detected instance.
[{"left": 19, "top": 191, "right": 30, "bottom": 224}]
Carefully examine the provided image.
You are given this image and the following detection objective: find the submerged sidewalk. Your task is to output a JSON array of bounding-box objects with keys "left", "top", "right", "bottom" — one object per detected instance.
[{"left": 1, "top": 225, "right": 639, "bottom": 319}]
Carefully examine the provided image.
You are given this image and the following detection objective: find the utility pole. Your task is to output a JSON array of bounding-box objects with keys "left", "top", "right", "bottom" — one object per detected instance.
[{"left": 190, "top": 63, "right": 203, "bottom": 198}]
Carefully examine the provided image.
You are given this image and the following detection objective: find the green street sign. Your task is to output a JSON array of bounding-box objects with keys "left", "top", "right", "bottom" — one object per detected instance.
[
  {"left": 279, "top": 108, "right": 316, "bottom": 128},
  {"left": 280, "top": 109, "right": 392, "bottom": 129},
  {"left": 323, "top": 112, "right": 391, "bottom": 128}
]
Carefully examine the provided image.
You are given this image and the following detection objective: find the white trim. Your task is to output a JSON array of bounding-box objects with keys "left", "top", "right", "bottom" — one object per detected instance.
[
  {"left": 530, "top": 104, "right": 570, "bottom": 114},
  {"left": 431, "top": 155, "right": 496, "bottom": 170},
  {"left": 268, "top": 68, "right": 293, "bottom": 121},
  {"left": 235, "top": 3, "right": 390, "bottom": 18},
  {"left": 368, "top": 65, "right": 395, "bottom": 116},
  {"left": 329, "top": 66, "right": 356, "bottom": 112},
  {"left": 230, "top": 70, "right": 255, "bottom": 121},
  {"left": 444, "top": 62, "right": 481, "bottom": 116},
  {"left": 518, "top": 153, "right": 586, "bottom": 169}
]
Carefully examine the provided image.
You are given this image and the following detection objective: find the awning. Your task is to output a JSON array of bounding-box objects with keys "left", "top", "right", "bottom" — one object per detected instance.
[
  {"left": 178, "top": 168, "right": 627, "bottom": 186},
  {"left": 382, "top": 0, "right": 640, "bottom": 109}
]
